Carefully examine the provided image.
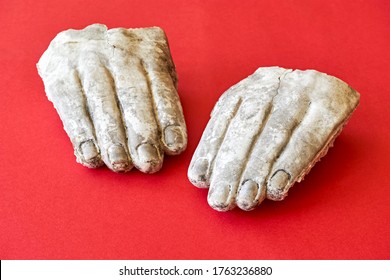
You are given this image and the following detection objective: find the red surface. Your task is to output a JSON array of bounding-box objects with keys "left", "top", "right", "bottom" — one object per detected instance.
[{"left": 1, "top": 0, "right": 389, "bottom": 259}]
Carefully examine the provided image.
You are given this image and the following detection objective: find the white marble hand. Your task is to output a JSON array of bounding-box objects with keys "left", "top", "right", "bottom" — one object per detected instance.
[
  {"left": 188, "top": 67, "right": 359, "bottom": 211},
  {"left": 37, "top": 24, "right": 187, "bottom": 173}
]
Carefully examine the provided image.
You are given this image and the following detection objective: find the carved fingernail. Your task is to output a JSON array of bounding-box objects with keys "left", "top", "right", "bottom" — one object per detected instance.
[
  {"left": 79, "top": 140, "right": 102, "bottom": 168},
  {"left": 108, "top": 144, "right": 131, "bottom": 172},
  {"left": 80, "top": 140, "right": 98, "bottom": 160},
  {"left": 207, "top": 183, "right": 233, "bottom": 211},
  {"left": 136, "top": 143, "right": 162, "bottom": 173},
  {"left": 268, "top": 169, "right": 291, "bottom": 200},
  {"left": 189, "top": 157, "right": 210, "bottom": 187},
  {"left": 164, "top": 125, "right": 186, "bottom": 153},
  {"left": 237, "top": 180, "right": 260, "bottom": 211}
]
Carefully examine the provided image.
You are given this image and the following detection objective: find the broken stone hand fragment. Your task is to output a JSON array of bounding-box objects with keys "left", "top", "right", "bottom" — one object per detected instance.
[
  {"left": 188, "top": 67, "right": 360, "bottom": 211},
  {"left": 37, "top": 24, "right": 187, "bottom": 173}
]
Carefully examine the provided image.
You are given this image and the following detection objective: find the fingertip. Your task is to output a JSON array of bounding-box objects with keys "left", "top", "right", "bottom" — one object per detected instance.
[
  {"left": 163, "top": 125, "right": 187, "bottom": 155},
  {"left": 107, "top": 144, "right": 133, "bottom": 173},
  {"left": 207, "top": 183, "right": 235, "bottom": 212},
  {"left": 236, "top": 180, "right": 265, "bottom": 211},
  {"left": 267, "top": 169, "right": 291, "bottom": 201},
  {"left": 135, "top": 143, "right": 163, "bottom": 173},
  {"left": 77, "top": 139, "right": 104, "bottom": 168},
  {"left": 188, "top": 157, "right": 210, "bottom": 188}
]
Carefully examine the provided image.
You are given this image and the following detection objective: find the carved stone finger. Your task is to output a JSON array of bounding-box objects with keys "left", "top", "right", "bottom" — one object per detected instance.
[
  {"left": 37, "top": 61, "right": 103, "bottom": 168},
  {"left": 78, "top": 53, "right": 132, "bottom": 172},
  {"left": 266, "top": 70, "right": 360, "bottom": 200},
  {"left": 110, "top": 26, "right": 187, "bottom": 155},
  {"left": 207, "top": 96, "right": 281, "bottom": 211},
  {"left": 236, "top": 68, "right": 313, "bottom": 210},
  {"left": 146, "top": 67, "right": 187, "bottom": 155},
  {"left": 109, "top": 58, "right": 163, "bottom": 174},
  {"left": 187, "top": 92, "right": 241, "bottom": 188}
]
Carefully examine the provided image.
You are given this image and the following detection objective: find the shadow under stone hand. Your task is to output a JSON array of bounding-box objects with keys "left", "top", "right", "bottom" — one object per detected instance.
[
  {"left": 37, "top": 24, "right": 187, "bottom": 173},
  {"left": 188, "top": 67, "right": 360, "bottom": 211}
]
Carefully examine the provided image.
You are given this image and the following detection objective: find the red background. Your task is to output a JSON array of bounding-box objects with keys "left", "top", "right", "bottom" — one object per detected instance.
[{"left": 1, "top": 0, "right": 389, "bottom": 259}]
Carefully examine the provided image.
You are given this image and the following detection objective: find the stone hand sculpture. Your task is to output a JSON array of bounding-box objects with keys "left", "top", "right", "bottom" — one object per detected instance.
[
  {"left": 188, "top": 67, "right": 360, "bottom": 211},
  {"left": 37, "top": 24, "right": 187, "bottom": 173}
]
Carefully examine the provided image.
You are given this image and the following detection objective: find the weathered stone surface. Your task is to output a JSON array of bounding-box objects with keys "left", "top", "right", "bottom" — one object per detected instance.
[
  {"left": 188, "top": 67, "right": 360, "bottom": 211},
  {"left": 37, "top": 24, "right": 187, "bottom": 173}
]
